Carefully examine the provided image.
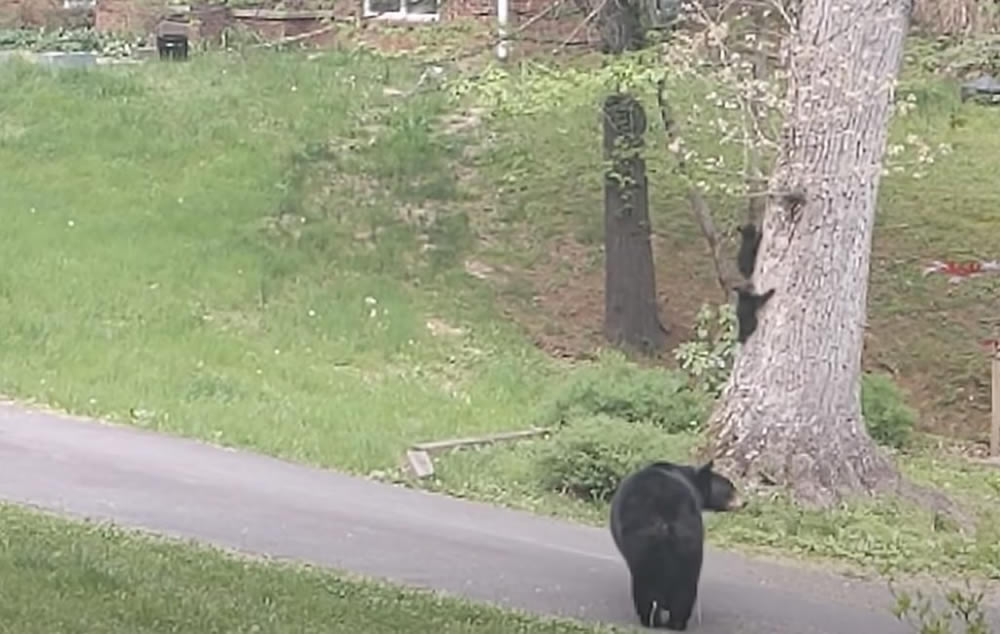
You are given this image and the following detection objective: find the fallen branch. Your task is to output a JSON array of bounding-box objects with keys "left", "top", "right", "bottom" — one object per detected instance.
[
  {"left": 403, "top": 427, "right": 551, "bottom": 478},
  {"left": 515, "top": 0, "right": 568, "bottom": 37},
  {"left": 251, "top": 21, "right": 337, "bottom": 49},
  {"left": 412, "top": 427, "right": 552, "bottom": 452},
  {"left": 552, "top": 0, "right": 609, "bottom": 54}
]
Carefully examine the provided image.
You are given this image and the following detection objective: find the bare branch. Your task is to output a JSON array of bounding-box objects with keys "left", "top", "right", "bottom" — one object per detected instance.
[
  {"left": 743, "top": 5, "right": 770, "bottom": 227},
  {"left": 676, "top": 0, "right": 789, "bottom": 189},
  {"left": 553, "top": 0, "right": 611, "bottom": 54},
  {"left": 656, "top": 78, "right": 732, "bottom": 299}
]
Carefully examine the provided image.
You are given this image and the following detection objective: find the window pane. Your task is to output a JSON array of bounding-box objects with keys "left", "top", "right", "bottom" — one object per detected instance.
[
  {"left": 367, "top": 0, "right": 402, "bottom": 13},
  {"left": 405, "top": 0, "right": 438, "bottom": 14}
]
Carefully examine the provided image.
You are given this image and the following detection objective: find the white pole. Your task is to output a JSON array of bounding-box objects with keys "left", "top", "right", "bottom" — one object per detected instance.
[
  {"left": 496, "top": 0, "right": 510, "bottom": 60},
  {"left": 991, "top": 339, "right": 999, "bottom": 458}
]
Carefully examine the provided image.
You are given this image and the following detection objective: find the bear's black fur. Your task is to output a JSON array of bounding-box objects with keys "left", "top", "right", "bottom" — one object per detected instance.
[
  {"left": 736, "top": 223, "right": 761, "bottom": 280},
  {"left": 645, "top": 462, "right": 743, "bottom": 513},
  {"left": 734, "top": 286, "right": 775, "bottom": 344},
  {"left": 609, "top": 461, "right": 742, "bottom": 631}
]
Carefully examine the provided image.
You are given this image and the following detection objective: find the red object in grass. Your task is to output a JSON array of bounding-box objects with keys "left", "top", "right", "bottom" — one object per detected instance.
[{"left": 923, "top": 259, "right": 1000, "bottom": 283}]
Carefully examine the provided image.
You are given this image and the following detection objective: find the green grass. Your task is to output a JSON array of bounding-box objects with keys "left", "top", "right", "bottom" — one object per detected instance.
[
  {"left": 0, "top": 49, "right": 554, "bottom": 472},
  {"left": 0, "top": 504, "right": 623, "bottom": 634},
  {"left": 2, "top": 35, "right": 1000, "bottom": 587}
]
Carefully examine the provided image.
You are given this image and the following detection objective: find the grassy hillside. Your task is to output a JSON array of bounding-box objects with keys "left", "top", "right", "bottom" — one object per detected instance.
[{"left": 0, "top": 49, "right": 553, "bottom": 472}]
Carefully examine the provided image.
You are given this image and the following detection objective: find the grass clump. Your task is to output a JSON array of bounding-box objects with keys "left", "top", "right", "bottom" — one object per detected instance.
[
  {"left": 534, "top": 352, "right": 708, "bottom": 433},
  {"left": 0, "top": 504, "right": 621, "bottom": 634},
  {"left": 862, "top": 371, "right": 919, "bottom": 449},
  {"left": 535, "top": 415, "right": 698, "bottom": 502}
]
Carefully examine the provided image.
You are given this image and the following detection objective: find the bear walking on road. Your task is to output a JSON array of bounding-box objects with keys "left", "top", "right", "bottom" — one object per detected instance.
[{"left": 609, "top": 461, "right": 743, "bottom": 630}]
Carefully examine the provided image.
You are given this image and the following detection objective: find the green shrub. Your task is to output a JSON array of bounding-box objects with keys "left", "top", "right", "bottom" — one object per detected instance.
[
  {"left": 862, "top": 372, "right": 918, "bottom": 449},
  {"left": 535, "top": 353, "right": 709, "bottom": 433},
  {"left": 673, "top": 302, "right": 738, "bottom": 397},
  {"left": 534, "top": 414, "right": 697, "bottom": 502}
]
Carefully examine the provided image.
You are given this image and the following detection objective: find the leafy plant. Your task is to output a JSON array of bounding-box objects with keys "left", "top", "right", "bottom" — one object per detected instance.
[
  {"left": 535, "top": 352, "right": 708, "bottom": 432},
  {"left": 862, "top": 371, "right": 918, "bottom": 449},
  {"left": 673, "top": 301, "right": 738, "bottom": 397},
  {"left": 534, "top": 414, "right": 695, "bottom": 502},
  {"left": 0, "top": 27, "right": 145, "bottom": 56},
  {"left": 890, "top": 579, "right": 993, "bottom": 634}
]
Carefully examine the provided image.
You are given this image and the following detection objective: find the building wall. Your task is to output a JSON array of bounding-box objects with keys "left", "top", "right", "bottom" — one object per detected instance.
[
  {"left": 443, "top": 0, "right": 491, "bottom": 19},
  {"left": 89, "top": 0, "right": 598, "bottom": 49},
  {"left": 0, "top": 0, "right": 25, "bottom": 27},
  {"left": 192, "top": 5, "right": 231, "bottom": 43},
  {"left": 94, "top": 0, "right": 164, "bottom": 34},
  {"left": 444, "top": 0, "right": 599, "bottom": 47},
  {"left": 96, "top": 0, "right": 230, "bottom": 42},
  {"left": 1, "top": 0, "right": 94, "bottom": 28}
]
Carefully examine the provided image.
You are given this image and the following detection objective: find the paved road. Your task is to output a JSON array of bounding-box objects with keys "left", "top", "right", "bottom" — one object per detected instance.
[{"left": 0, "top": 400, "right": 994, "bottom": 633}]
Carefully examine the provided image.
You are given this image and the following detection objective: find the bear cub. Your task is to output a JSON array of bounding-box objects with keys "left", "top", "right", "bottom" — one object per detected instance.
[{"left": 609, "top": 461, "right": 742, "bottom": 631}]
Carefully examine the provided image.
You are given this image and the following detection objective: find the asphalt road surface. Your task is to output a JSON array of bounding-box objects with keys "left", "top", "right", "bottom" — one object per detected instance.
[{"left": 1, "top": 400, "right": 995, "bottom": 633}]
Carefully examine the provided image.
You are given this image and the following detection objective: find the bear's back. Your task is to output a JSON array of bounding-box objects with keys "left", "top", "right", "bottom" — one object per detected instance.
[{"left": 610, "top": 464, "right": 704, "bottom": 559}]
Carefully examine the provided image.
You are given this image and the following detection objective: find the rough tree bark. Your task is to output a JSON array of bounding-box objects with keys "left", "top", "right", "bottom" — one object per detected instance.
[
  {"left": 706, "top": 0, "right": 921, "bottom": 507},
  {"left": 603, "top": 94, "right": 667, "bottom": 355},
  {"left": 602, "top": 0, "right": 647, "bottom": 53}
]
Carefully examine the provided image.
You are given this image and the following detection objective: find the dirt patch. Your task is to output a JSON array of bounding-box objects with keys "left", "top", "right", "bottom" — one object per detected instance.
[
  {"left": 864, "top": 310, "right": 996, "bottom": 442},
  {"left": 479, "top": 233, "right": 712, "bottom": 365}
]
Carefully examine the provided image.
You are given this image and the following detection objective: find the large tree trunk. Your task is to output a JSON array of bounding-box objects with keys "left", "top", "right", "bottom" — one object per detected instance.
[{"left": 706, "top": 0, "right": 913, "bottom": 507}]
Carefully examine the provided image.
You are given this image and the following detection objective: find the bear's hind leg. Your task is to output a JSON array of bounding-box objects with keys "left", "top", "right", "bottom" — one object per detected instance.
[
  {"left": 630, "top": 578, "right": 660, "bottom": 627},
  {"left": 664, "top": 583, "right": 697, "bottom": 631}
]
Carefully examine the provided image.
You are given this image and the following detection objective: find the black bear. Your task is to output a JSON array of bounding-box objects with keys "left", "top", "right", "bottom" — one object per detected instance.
[
  {"left": 734, "top": 285, "right": 775, "bottom": 344},
  {"left": 609, "top": 460, "right": 742, "bottom": 630},
  {"left": 736, "top": 223, "right": 761, "bottom": 280}
]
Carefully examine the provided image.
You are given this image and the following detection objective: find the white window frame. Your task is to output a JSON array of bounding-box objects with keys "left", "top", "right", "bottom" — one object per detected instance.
[{"left": 362, "top": 0, "right": 440, "bottom": 22}]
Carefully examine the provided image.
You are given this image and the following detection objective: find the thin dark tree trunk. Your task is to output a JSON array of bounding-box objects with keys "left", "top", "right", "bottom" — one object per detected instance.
[
  {"left": 603, "top": 94, "right": 666, "bottom": 355},
  {"left": 598, "top": 0, "right": 646, "bottom": 54}
]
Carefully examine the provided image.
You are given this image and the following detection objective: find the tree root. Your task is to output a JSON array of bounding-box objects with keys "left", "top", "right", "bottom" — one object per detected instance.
[
  {"left": 703, "top": 428, "right": 977, "bottom": 535},
  {"left": 894, "top": 476, "right": 977, "bottom": 536}
]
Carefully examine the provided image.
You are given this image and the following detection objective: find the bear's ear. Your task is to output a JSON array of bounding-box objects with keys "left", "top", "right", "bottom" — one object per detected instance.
[{"left": 700, "top": 459, "right": 715, "bottom": 473}]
